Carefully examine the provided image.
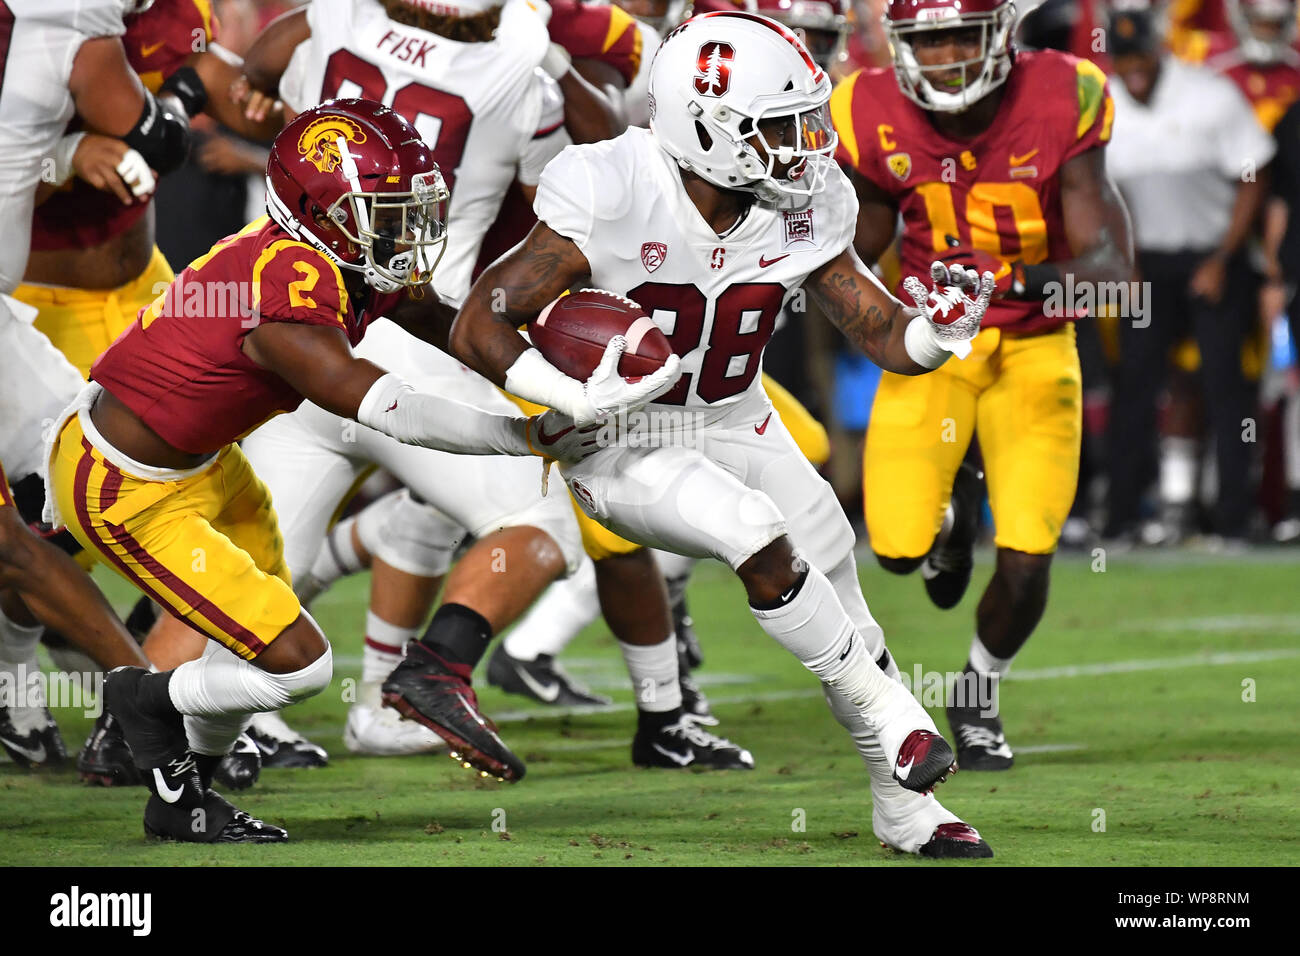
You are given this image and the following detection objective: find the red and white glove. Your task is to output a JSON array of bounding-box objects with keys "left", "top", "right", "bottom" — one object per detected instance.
[
  {"left": 941, "top": 238, "right": 1015, "bottom": 297},
  {"left": 901, "top": 261, "right": 995, "bottom": 364}
]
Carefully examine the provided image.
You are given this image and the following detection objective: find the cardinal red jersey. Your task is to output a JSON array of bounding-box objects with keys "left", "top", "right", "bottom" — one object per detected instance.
[
  {"left": 547, "top": 0, "right": 642, "bottom": 86},
  {"left": 1207, "top": 46, "right": 1300, "bottom": 132},
  {"left": 831, "top": 50, "right": 1115, "bottom": 335},
  {"left": 29, "top": 0, "right": 216, "bottom": 253},
  {"left": 91, "top": 217, "right": 400, "bottom": 456}
]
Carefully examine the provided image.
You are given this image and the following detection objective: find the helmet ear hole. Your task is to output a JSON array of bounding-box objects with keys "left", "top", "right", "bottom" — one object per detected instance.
[{"left": 694, "top": 121, "right": 714, "bottom": 151}]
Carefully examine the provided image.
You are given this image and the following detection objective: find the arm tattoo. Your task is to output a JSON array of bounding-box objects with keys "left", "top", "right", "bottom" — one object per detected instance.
[{"left": 812, "top": 269, "right": 899, "bottom": 363}]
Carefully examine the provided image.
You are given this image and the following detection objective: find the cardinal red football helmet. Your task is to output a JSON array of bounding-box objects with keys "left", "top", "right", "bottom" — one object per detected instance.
[
  {"left": 687, "top": 0, "right": 850, "bottom": 70},
  {"left": 1227, "top": 0, "right": 1298, "bottom": 64},
  {"left": 265, "top": 98, "right": 449, "bottom": 293},
  {"left": 885, "top": 0, "right": 1017, "bottom": 112}
]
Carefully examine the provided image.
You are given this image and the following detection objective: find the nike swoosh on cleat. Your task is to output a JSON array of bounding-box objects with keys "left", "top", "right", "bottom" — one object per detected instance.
[
  {"left": 513, "top": 665, "right": 561, "bottom": 703},
  {"left": 894, "top": 757, "right": 914, "bottom": 781},
  {"left": 152, "top": 768, "right": 186, "bottom": 804},
  {"left": 1, "top": 736, "right": 46, "bottom": 763},
  {"left": 652, "top": 743, "right": 695, "bottom": 767},
  {"left": 754, "top": 413, "right": 772, "bottom": 435}
]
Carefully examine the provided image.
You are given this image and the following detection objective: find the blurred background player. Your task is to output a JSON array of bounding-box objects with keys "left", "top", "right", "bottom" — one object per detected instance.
[
  {"left": 0, "top": 0, "right": 190, "bottom": 769},
  {"left": 833, "top": 0, "right": 1134, "bottom": 770}
]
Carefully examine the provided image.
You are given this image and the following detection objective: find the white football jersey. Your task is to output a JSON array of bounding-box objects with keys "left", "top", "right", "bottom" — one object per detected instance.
[
  {"left": 534, "top": 127, "right": 857, "bottom": 409},
  {"left": 0, "top": 0, "right": 124, "bottom": 291},
  {"left": 280, "top": 0, "right": 568, "bottom": 305}
]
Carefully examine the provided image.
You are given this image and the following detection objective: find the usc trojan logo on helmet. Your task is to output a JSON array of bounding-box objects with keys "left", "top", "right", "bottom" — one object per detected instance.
[
  {"left": 694, "top": 41, "right": 735, "bottom": 97},
  {"left": 297, "top": 116, "right": 369, "bottom": 174}
]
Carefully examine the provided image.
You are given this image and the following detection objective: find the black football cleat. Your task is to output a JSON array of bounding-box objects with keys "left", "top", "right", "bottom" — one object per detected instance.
[
  {"left": 892, "top": 730, "right": 957, "bottom": 793},
  {"left": 104, "top": 666, "right": 190, "bottom": 792},
  {"left": 922, "top": 462, "right": 984, "bottom": 610},
  {"left": 144, "top": 788, "right": 287, "bottom": 843},
  {"left": 918, "top": 822, "right": 994, "bottom": 859},
  {"left": 246, "top": 712, "right": 328, "bottom": 769},
  {"left": 77, "top": 711, "right": 141, "bottom": 786},
  {"left": 0, "top": 705, "right": 67, "bottom": 768},
  {"left": 678, "top": 672, "right": 718, "bottom": 726},
  {"left": 213, "top": 732, "right": 261, "bottom": 791},
  {"left": 948, "top": 709, "right": 1015, "bottom": 772},
  {"left": 673, "top": 596, "right": 704, "bottom": 670},
  {"left": 632, "top": 718, "right": 754, "bottom": 770},
  {"left": 383, "top": 641, "right": 525, "bottom": 782},
  {"left": 486, "top": 644, "right": 611, "bottom": 708}
]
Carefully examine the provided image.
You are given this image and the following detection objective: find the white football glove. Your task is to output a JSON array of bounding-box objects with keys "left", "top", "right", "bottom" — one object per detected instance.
[
  {"left": 902, "top": 261, "right": 995, "bottom": 360},
  {"left": 115, "top": 148, "right": 156, "bottom": 199},
  {"left": 576, "top": 335, "right": 681, "bottom": 426}
]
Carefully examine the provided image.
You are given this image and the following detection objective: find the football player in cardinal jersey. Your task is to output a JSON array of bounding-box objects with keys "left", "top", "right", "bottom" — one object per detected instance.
[
  {"left": 832, "top": 0, "right": 1134, "bottom": 770},
  {"left": 46, "top": 99, "right": 669, "bottom": 840},
  {"left": 449, "top": 10, "right": 999, "bottom": 857}
]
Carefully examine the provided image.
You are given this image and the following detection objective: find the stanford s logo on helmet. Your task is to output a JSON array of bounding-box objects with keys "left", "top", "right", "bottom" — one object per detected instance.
[
  {"left": 885, "top": 0, "right": 1018, "bottom": 113},
  {"left": 266, "top": 99, "right": 450, "bottom": 294},
  {"left": 695, "top": 41, "right": 736, "bottom": 96},
  {"left": 650, "top": 11, "right": 837, "bottom": 204}
]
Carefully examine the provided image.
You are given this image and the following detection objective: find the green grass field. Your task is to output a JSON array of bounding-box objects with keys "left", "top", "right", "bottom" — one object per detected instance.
[{"left": 3, "top": 548, "right": 1298, "bottom": 866}]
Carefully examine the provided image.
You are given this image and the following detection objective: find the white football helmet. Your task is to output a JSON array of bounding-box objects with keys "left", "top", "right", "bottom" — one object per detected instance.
[{"left": 648, "top": 11, "right": 837, "bottom": 204}]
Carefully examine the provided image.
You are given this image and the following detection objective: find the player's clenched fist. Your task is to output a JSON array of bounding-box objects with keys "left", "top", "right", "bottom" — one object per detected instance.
[
  {"left": 577, "top": 336, "right": 681, "bottom": 427},
  {"left": 902, "top": 261, "right": 995, "bottom": 361}
]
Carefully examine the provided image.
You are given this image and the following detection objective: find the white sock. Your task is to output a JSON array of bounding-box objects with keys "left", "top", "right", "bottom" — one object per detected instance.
[
  {"left": 0, "top": 610, "right": 46, "bottom": 729},
  {"left": 750, "top": 567, "right": 935, "bottom": 749},
  {"left": 309, "top": 516, "right": 363, "bottom": 588},
  {"left": 184, "top": 711, "right": 252, "bottom": 757},
  {"left": 503, "top": 557, "right": 600, "bottom": 660},
  {"left": 824, "top": 554, "right": 887, "bottom": 661},
  {"left": 362, "top": 612, "right": 415, "bottom": 686},
  {"left": 968, "top": 634, "right": 1013, "bottom": 676},
  {"left": 618, "top": 635, "right": 682, "bottom": 713},
  {"left": 168, "top": 639, "right": 332, "bottom": 716},
  {"left": 1160, "top": 436, "right": 1198, "bottom": 505},
  {"left": 0, "top": 605, "right": 42, "bottom": 663},
  {"left": 653, "top": 549, "right": 697, "bottom": 606}
]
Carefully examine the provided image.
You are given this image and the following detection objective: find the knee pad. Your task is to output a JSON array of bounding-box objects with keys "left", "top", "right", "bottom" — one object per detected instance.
[{"left": 357, "top": 489, "right": 463, "bottom": 577}]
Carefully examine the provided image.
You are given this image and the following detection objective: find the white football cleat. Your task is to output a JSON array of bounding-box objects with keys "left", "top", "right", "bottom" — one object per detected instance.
[{"left": 344, "top": 701, "right": 447, "bottom": 756}]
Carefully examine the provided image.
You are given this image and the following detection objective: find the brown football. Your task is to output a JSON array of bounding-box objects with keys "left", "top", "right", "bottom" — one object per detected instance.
[{"left": 528, "top": 288, "right": 672, "bottom": 381}]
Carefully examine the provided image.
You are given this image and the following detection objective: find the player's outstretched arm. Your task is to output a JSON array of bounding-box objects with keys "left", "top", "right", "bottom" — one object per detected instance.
[
  {"left": 809, "top": 248, "right": 994, "bottom": 375},
  {"left": 450, "top": 222, "right": 681, "bottom": 425},
  {"left": 242, "top": 322, "right": 534, "bottom": 457}
]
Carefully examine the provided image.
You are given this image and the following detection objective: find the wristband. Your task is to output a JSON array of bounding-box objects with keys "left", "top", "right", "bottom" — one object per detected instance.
[
  {"left": 51, "top": 132, "right": 87, "bottom": 186},
  {"left": 1009, "top": 262, "right": 1062, "bottom": 300},
  {"left": 159, "top": 65, "right": 209, "bottom": 118},
  {"left": 503, "top": 347, "right": 587, "bottom": 419},
  {"left": 904, "top": 315, "right": 956, "bottom": 369}
]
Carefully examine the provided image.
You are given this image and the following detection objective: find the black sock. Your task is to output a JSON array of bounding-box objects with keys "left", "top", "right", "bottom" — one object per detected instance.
[
  {"left": 138, "top": 672, "right": 180, "bottom": 719},
  {"left": 749, "top": 569, "right": 808, "bottom": 611},
  {"left": 637, "top": 706, "right": 684, "bottom": 734},
  {"left": 419, "top": 604, "right": 493, "bottom": 669}
]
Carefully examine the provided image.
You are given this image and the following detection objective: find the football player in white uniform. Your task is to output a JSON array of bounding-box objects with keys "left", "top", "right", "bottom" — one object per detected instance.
[
  {"left": 0, "top": 0, "right": 186, "bottom": 767},
  {"left": 445, "top": 10, "right": 997, "bottom": 856}
]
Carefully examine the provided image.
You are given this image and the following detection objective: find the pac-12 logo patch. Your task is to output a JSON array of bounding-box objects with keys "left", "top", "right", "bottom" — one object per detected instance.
[
  {"left": 298, "top": 116, "right": 368, "bottom": 174},
  {"left": 886, "top": 152, "right": 911, "bottom": 181},
  {"left": 783, "top": 209, "right": 814, "bottom": 246},
  {"left": 641, "top": 241, "right": 668, "bottom": 273},
  {"left": 694, "top": 42, "right": 735, "bottom": 97}
]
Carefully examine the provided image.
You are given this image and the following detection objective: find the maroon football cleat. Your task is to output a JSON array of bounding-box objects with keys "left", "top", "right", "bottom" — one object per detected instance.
[
  {"left": 892, "top": 729, "right": 957, "bottom": 793},
  {"left": 381, "top": 642, "right": 525, "bottom": 782},
  {"left": 918, "top": 822, "right": 994, "bottom": 859}
]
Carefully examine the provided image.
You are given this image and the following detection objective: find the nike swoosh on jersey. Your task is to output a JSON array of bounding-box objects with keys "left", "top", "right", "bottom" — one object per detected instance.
[
  {"left": 140, "top": 40, "right": 167, "bottom": 58},
  {"left": 1009, "top": 149, "right": 1039, "bottom": 167},
  {"left": 758, "top": 254, "right": 790, "bottom": 268},
  {"left": 152, "top": 767, "right": 187, "bottom": 804},
  {"left": 0, "top": 735, "right": 46, "bottom": 763},
  {"left": 754, "top": 412, "right": 772, "bottom": 435},
  {"left": 513, "top": 665, "right": 561, "bottom": 703},
  {"left": 652, "top": 743, "right": 695, "bottom": 767}
]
